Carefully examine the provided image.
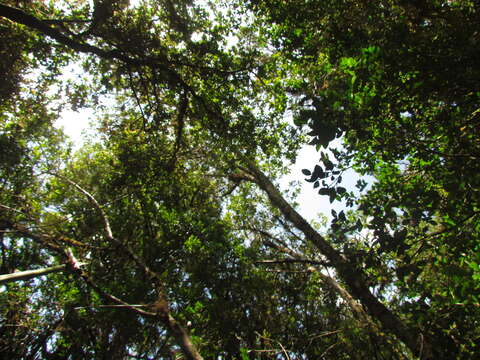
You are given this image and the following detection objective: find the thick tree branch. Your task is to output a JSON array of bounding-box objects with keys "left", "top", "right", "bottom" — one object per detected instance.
[
  {"left": 164, "top": 312, "right": 203, "bottom": 360},
  {"left": 243, "top": 161, "right": 427, "bottom": 358},
  {"left": 252, "top": 227, "right": 374, "bottom": 328},
  {"left": 0, "top": 4, "right": 130, "bottom": 62},
  {"left": 1, "top": 218, "right": 67, "bottom": 255},
  {"left": 0, "top": 263, "right": 86, "bottom": 285}
]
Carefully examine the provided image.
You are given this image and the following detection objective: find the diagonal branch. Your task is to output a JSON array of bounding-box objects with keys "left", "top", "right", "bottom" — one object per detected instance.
[
  {"left": 0, "top": 206, "right": 152, "bottom": 314},
  {"left": 242, "top": 160, "right": 425, "bottom": 357},
  {"left": 1, "top": 216, "right": 67, "bottom": 255},
  {"left": 127, "top": 67, "right": 150, "bottom": 128},
  {"left": 251, "top": 227, "right": 374, "bottom": 327},
  {"left": 255, "top": 259, "right": 328, "bottom": 266},
  {"left": 170, "top": 91, "right": 189, "bottom": 168},
  {"left": 76, "top": 270, "right": 158, "bottom": 317},
  {"left": 53, "top": 174, "right": 113, "bottom": 239},
  {"left": 51, "top": 173, "right": 162, "bottom": 284},
  {"left": 0, "top": 3, "right": 222, "bottom": 123},
  {"left": 50, "top": 174, "right": 203, "bottom": 360},
  {"left": 0, "top": 4, "right": 136, "bottom": 64}
]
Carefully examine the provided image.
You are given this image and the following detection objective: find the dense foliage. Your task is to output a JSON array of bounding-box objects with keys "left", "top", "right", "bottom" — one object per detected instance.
[{"left": 1, "top": 0, "right": 479, "bottom": 359}]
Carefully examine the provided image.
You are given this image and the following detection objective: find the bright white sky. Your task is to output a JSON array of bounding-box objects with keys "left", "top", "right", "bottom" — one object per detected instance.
[
  {"left": 56, "top": 108, "right": 95, "bottom": 145},
  {"left": 280, "top": 143, "right": 364, "bottom": 222}
]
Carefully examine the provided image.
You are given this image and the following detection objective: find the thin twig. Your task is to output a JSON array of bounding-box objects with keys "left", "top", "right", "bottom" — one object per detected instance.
[
  {"left": 127, "top": 67, "right": 149, "bottom": 127},
  {"left": 51, "top": 173, "right": 164, "bottom": 285},
  {"left": 74, "top": 304, "right": 149, "bottom": 310},
  {"left": 320, "top": 341, "right": 341, "bottom": 358},
  {"left": 255, "top": 331, "right": 291, "bottom": 360},
  {"left": 255, "top": 259, "right": 328, "bottom": 266}
]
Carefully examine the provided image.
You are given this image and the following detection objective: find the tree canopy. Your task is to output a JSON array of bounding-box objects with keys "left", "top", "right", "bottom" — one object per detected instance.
[{"left": 1, "top": 0, "right": 479, "bottom": 359}]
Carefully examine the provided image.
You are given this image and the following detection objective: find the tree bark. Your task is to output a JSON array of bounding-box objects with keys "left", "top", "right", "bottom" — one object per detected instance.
[
  {"left": 245, "top": 162, "right": 429, "bottom": 358},
  {"left": 0, "top": 264, "right": 71, "bottom": 285},
  {"left": 165, "top": 313, "right": 204, "bottom": 360}
]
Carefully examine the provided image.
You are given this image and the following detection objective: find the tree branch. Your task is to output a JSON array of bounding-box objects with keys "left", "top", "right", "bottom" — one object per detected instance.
[
  {"left": 52, "top": 173, "right": 163, "bottom": 283},
  {"left": 255, "top": 259, "right": 328, "bottom": 266},
  {"left": 51, "top": 174, "right": 203, "bottom": 360},
  {"left": 251, "top": 227, "right": 374, "bottom": 328},
  {"left": 169, "top": 91, "right": 189, "bottom": 168},
  {"left": 243, "top": 161, "right": 425, "bottom": 357},
  {"left": 0, "top": 3, "right": 221, "bottom": 123},
  {"left": 0, "top": 263, "right": 86, "bottom": 285}
]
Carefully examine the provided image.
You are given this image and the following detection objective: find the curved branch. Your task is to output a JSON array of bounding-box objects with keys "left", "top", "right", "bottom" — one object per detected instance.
[
  {"left": 51, "top": 174, "right": 203, "bottom": 360},
  {"left": 0, "top": 3, "right": 220, "bottom": 119},
  {"left": 51, "top": 174, "right": 164, "bottom": 281}
]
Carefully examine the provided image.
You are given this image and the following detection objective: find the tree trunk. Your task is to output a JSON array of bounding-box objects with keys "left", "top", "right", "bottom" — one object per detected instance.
[{"left": 245, "top": 162, "right": 430, "bottom": 358}]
